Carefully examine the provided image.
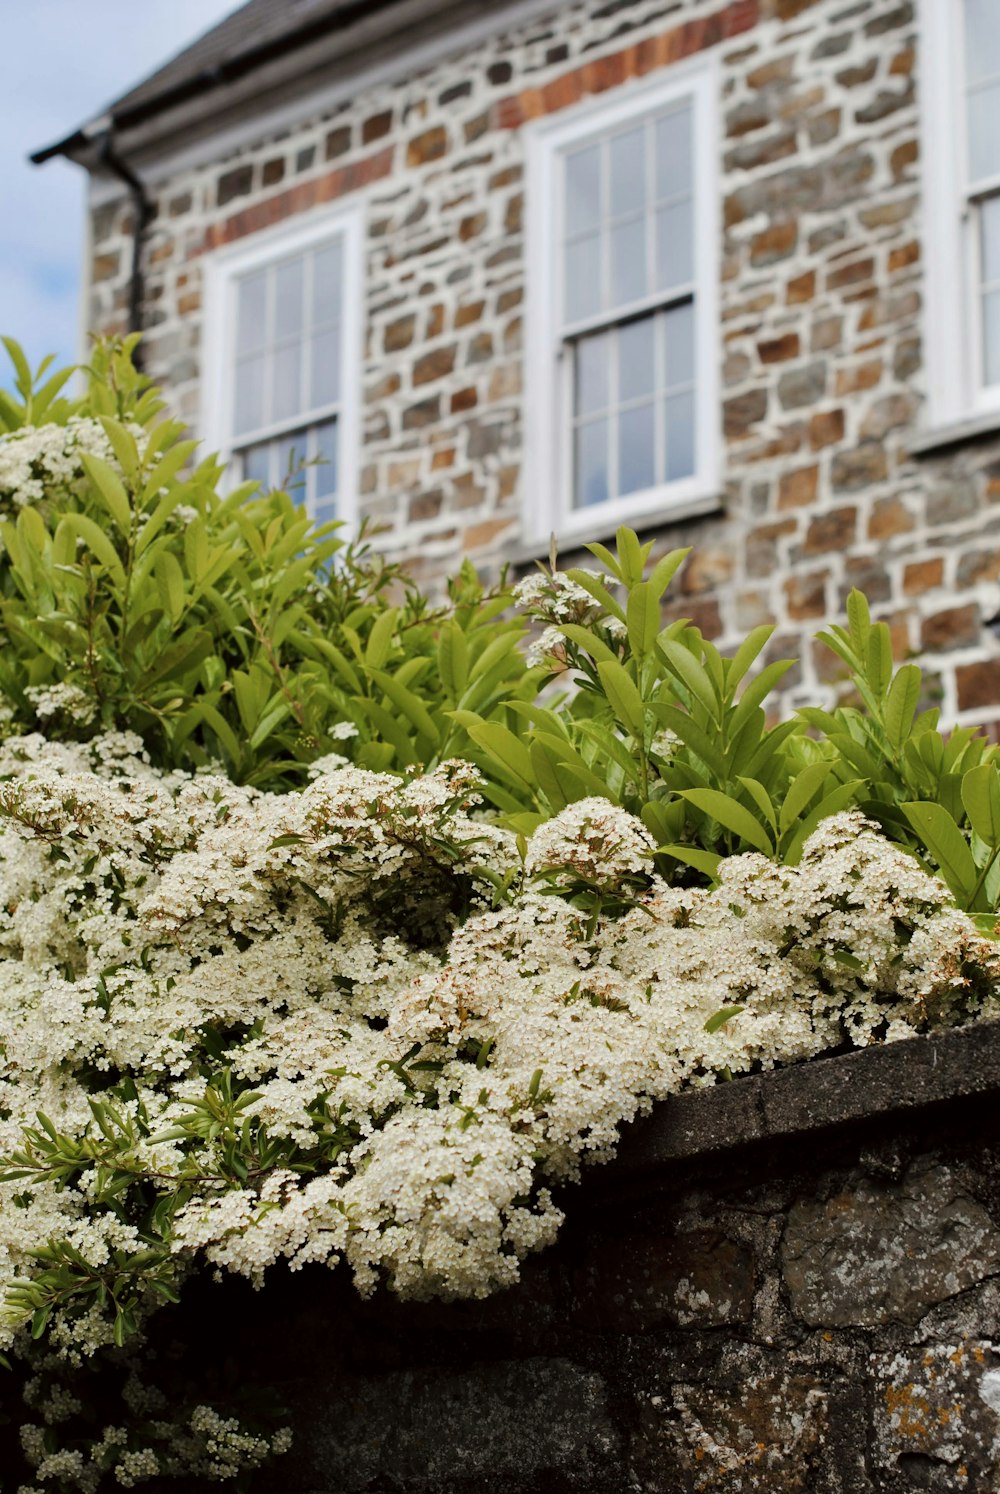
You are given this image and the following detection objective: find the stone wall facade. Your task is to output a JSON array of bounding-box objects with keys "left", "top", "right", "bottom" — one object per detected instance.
[
  {"left": 84, "top": 0, "right": 1000, "bottom": 726},
  {"left": 153, "top": 1020, "right": 1000, "bottom": 1492}
]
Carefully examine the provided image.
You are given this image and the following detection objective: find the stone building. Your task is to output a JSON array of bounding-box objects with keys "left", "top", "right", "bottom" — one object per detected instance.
[{"left": 32, "top": 0, "right": 1000, "bottom": 723}]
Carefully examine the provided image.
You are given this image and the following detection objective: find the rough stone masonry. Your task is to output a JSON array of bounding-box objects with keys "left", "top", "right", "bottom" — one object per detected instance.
[
  {"left": 155, "top": 1020, "right": 1000, "bottom": 1492},
  {"left": 85, "top": 0, "right": 1000, "bottom": 726}
]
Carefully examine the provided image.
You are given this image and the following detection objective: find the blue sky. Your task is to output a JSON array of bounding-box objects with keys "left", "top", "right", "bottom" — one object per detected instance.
[{"left": 1, "top": 0, "right": 237, "bottom": 384}]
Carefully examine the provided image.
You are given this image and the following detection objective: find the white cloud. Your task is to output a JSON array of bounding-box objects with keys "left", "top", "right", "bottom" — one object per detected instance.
[{"left": 1, "top": 0, "right": 238, "bottom": 382}]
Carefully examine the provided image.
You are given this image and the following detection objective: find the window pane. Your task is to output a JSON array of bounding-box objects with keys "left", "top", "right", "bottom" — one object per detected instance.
[
  {"left": 242, "top": 442, "right": 271, "bottom": 489},
  {"left": 610, "top": 127, "right": 646, "bottom": 220},
  {"left": 272, "top": 343, "right": 302, "bottom": 424},
  {"left": 234, "top": 355, "right": 266, "bottom": 435},
  {"left": 574, "top": 419, "right": 609, "bottom": 508},
  {"left": 619, "top": 317, "right": 656, "bottom": 403},
  {"left": 236, "top": 273, "right": 268, "bottom": 356},
  {"left": 619, "top": 403, "right": 656, "bottom": 496},
  {"left": 655, "top": 107, "right": 692, "bottom": 201},
  {"left": 656, "top": 200, "right": 694, "bottom": 291},
  {"left": 311, "top": 328, "right": 341, "bottom": 408},
  {"left": 575, "top": 331, "right": 610, "bottom": 416},
  {"left": 274, "top": 257, "right": 304, "bottom": 341},
  {"left": 610, "top": 218, "right": 647, "bottom": 307},
  {"left": 982, "top": 198, "right": 1000, "bottom": 284},
  {"left": 566, "top": 144, "right": 602, "bottom": 236},
  {"left": 564, "top": 234, "right": 601, "bottom": 323},
  {"left": 314, "top": 419, "right": 339, "bottom": 500},
  {"left": 984, "top": 290, "right": 1000, "bottom": 386},
  {"left": 313, "top": 242, "right": 343, "bottom": 326},
  {"left": 664, "top": 301, "right": 695, "bottom": 387},
  {"left": 966, "top": 0, "right": 1000, "bottom": 86},
  {"left": 968, "top": 82, "right": 1000, "bottom": 183},
  {"left": 665, "top": 390, "right": 695, "bottom": 481}
]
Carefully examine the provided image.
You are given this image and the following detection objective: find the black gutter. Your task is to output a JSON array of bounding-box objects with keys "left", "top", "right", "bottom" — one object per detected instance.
[
  {"left": 96, "top": 134, "right": 154, "bottom": 368},
  {"left": 29, "top": 0, "right": 409, "bottom": 166}
]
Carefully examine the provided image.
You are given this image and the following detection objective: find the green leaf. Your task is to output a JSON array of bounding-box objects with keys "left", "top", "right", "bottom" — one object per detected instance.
[
  {"left": 370, "top": 668, "right": 440, "bottom": 748},
  {"left": 63, "top": 513, "right": 126, "bottom": 584},
  {"left": 365, "top": 608, "right": 399, "bottom": 670},
  {"left": 846, "top": 589, "right": 871, "bottom": 657},
  {"left": 656, "top": 638, "right": 719, "bottom": 719},
  {"left": 615, "top": 526, "right": 647, "bottom": 585},
  {"left": 962, "top": 763, "right": 1000, "bottom": 847},
  {"left": 564, "top": 568, "right": 626, "bottom": 623},
  {"left": 467, "top": 720, "right": 535, "bottom": 790},
  {"left": 626, "top": 580, "right": 661, "bottom": 657},
  {"left": 2, "top": 337, "right": 32, "bottom": 398},
  {"left": 680, "top": 787, "right": 773, "bottom": 855},
  {"left": 437, "top": 621, "right": 469, "bottom": 698},
  {"left": 155, "top": 552, "right": 185, "bottom": 623},
  {"left": 660, "top": 843, "right": 722, "bottom": 878},
  {"left": 725, "top": 625, "right": 774, "bottom": 695},
  {"left": 736, "top": 775, "right": 776, "bottom": 833},
  {"left": 901, "top": 800, "right": 979, "bottom": 906},
  {"left": 559, "top": 622, "right": 620, "bottom": 666},
  {"left": 596, "top": 659, "right": 646, "bottom": 738},
  {"left": 704, "top": 1005, "right": 744, "bottom": 1034},
  {"left": 80, "top": 452, "right": 131, "bottom": 530},
  {"left": 98, "top": 417, "right": 140, "bottom": 479},
  {"left": 884, "top": 664, "right": 922, "bottom": 749},
  {"left": 647, "top": 547, "right": 690, "bottom": 599},
  {"left": 778, "top": 761, "right": 834, "bottom": 837},
  {"left": 866, "top": 622, "right": 893, "bottom": 699}
]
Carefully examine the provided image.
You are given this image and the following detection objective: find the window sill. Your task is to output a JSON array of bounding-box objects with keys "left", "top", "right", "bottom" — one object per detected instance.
[
  {"left": 908, "top": 410, "right": 1000, "bottom": 457},
  {"left": 509, "top": 492, "right": 724, "bottom": 568}
]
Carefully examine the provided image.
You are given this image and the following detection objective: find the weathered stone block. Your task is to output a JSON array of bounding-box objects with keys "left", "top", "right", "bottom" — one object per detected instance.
[
  {"left": 724, "top": 389, "right": 768, "bottom": 438},
  {"left": 778, "top": 362, "right": 827, "bottom": 410},
  {"left": 781, "top": 1164, "right": 1000, "bottom": 1327},
  {"left": 873, "top": 1340, "right": 1000, "bottom": 1488},
  {"left": 571, "top": 1228, "right": 754, "bottom": 1333},
  {"left": 413, "top": 346, "right": 457, "bottom": 385},
  {"left": 631, "top": 1372, "right": 828, "bottom": 1494},
  {"left": 921, "top": 604, "right": 980, "bottom": 653},
  {"left": 778, "top": 463, "right": 819, "bottom": 509},
  {"left": 289, "top": 1359, "right": 621, "bottom": 1490},
  {"left": 957, "top": 660, "right": 1000, "bottom": 712},
  {"left": 759, "top": 332, "right": 800, "bottom": 363},
  {"left": 803, "top": 505, "right": 857, "bottom": 555},
  {"left": 831, "top": 444, "right": 888, "bottom": 490}
]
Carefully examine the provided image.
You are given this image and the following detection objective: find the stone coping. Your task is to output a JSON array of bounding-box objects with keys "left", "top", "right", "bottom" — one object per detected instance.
[{"left": 608, "top": 1017, "right": 1000, "bottom": 1177}]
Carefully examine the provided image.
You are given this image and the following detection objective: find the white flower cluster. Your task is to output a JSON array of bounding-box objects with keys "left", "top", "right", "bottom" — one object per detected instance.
[
  {"left": 16, "top": 1399, "right": 291, "bottom": 1491},
  {"left": 515, "top": 569, "right": 628, "bottom": 667},
  {"left": 0, "top": 733, "right": 995, "bottom": 1360},
  {"left": 0, "top": 419, "right": 122, "bottom": 511}
]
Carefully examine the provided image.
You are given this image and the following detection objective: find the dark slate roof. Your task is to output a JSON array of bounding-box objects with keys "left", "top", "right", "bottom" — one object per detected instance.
[
  {"left": 111, "top": 0, "right": 388, "bottom": 117},
  {"left": 32, "top": 0, "right": 408, "bottom": 162}
]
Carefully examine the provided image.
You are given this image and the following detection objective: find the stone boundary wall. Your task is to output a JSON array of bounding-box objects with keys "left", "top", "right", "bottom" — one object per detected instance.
[
  {"left": 159, "top": 1021, "right": 1000, "bottom": 1492},
  {"left": 85, "top": 0, "right": 1000, "bottom": 726}
]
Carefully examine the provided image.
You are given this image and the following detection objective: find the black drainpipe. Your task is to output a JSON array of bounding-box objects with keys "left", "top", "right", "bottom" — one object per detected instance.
[{"left": 96, "top": 133, "right": 153, "bottom": 369}]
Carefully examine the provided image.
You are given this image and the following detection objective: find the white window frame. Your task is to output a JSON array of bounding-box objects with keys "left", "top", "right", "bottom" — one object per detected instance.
[
  {"left": 921, "top": 0, "right": 1000, "bottom": 429},
  {"left": 523, "top": 56, "right": 720, "bottom": 550},
  {"left": 201, "top": 200, "right": 364, "bottom": 530}
]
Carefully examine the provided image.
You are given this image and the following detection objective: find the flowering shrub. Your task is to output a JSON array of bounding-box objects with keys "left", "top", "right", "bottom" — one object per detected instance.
[
  {"left": 0, "top": 340, "right": 997, "bottom": 1488},
  {"left": 0, "top": 339, "right": 533, "bottom": 791}
]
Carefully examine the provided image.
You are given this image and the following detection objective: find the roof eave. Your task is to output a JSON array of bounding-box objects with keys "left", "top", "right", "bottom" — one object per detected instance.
[{"left": 30, "top": 0, "right": 458, "bottom": 171}]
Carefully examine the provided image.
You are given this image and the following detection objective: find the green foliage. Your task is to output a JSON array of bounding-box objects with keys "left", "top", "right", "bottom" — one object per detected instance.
[
  {"left": 458, "top": 526, "right": 1000, "bottom": 917},
  {"left": 801, "top": 591, "right": 1000, "bottom": 914},
  {"left": 0, "top": 339, "right": 531, "bottom": 788}
]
